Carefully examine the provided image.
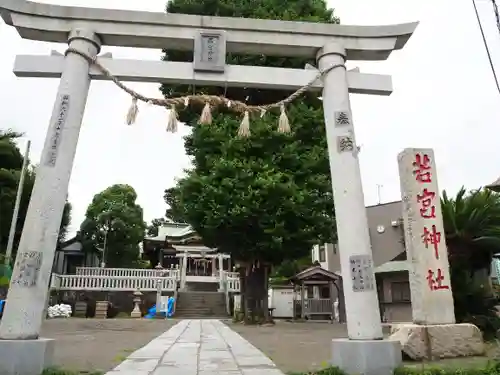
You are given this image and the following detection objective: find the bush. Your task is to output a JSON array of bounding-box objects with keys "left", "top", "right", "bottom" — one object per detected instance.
[
  {"left": 394, "top": 361, "right": 500, "bottom": 375},
  {"left": 451, "top": 269, "right": 500, "bottom": 339}
]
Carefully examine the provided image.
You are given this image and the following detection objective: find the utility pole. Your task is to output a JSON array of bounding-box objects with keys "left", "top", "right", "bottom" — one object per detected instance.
[
  {"left": 376, "top": 184, "right": 383, "bottom": 205},
  {"left": 4, "top": 140, "right": 30, "bottom": 267}
]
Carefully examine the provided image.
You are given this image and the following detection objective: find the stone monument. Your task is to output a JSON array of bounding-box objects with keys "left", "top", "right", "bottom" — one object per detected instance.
[
  {"left": 390, "top": 148, "right": 484, "bottom": 359},
  {"left": 0, "top": 1, "right": 418, "bottom": 374}
]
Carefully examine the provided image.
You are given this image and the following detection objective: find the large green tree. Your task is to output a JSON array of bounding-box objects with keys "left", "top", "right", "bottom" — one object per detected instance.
[
  {"left": 80, "top": 184, "right": 146, "bottom": 268},
  {"left": 162, "top": 0, "right": 338, "bottom": 321},
  {"left": 146, "top": 217, "right": 168, "bottom": 236}
]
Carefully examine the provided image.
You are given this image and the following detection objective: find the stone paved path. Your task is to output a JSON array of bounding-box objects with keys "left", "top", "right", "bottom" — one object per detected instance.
[{"left": 105, "top": 319, "right": 285, "bottom": 375}]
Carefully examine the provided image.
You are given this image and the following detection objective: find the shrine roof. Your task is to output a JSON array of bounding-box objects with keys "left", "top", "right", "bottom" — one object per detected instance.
[
  {"left": 0, "top": 0, "right": 418, "bottom": 60},
  {"left": 144, "top": 223, "right": 196, "bottom": 242},
  {"left": 173, "top": 245, "right": 216, "bottom": 253}
]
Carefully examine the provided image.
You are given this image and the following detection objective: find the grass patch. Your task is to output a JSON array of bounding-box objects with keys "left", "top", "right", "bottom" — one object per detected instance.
[{"left": 42, "top": 368, "right": 103, "bottom": 375}]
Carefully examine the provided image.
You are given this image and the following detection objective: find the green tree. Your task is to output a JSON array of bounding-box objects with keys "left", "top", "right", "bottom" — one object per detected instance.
[
  {"left": 80, "top": 184, "right": 146, "bottom": 268},
  {"left": 0, "top": 130, "right": 71, "bottom": 286},
  {"left": 442, "top": 187, "right": 500, "bottom": 274},
  {"left": 0, "top": 130, "right": 71, "bottom": 258},
  {"left": 441, "top": 187, "right": 500, "bottom": 336},
  {"left": 164, "top": 187, "right": 187, "bottom": 223},
  {"left": 162, "top": 0, "right": 338, "bottom": 321},
  {"left": 146, "top": 217, "right": 167, "bottom": 236}
]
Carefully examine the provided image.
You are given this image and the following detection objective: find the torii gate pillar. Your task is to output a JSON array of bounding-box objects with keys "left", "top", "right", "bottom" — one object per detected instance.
[
  {"left": 317, "top": 42, "right": 401, "bottom": 374},
  {"left": 0, "top": 1, "right": 418, "bottom": 374}
]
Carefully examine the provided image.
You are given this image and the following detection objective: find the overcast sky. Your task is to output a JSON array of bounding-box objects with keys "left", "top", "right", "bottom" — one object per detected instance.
[{"left": 1, "top": 0, "right": 499, "bottom": 236}]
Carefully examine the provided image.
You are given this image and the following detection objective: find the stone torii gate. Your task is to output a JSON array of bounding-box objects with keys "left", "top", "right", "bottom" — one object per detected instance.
[{"left": 0, "top": 1, "right": 417, "bottom": 374}]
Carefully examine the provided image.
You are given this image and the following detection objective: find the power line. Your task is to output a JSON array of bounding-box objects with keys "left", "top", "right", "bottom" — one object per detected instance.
[{"left": 472, "top": 0, "right": 500, "bottom": 96}]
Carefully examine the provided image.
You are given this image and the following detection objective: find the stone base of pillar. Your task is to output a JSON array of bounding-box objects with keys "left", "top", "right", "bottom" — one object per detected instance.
[
  {"left": 0, "top": 338, "right": 55, "bottom": 375},
  {"left": 389, "top": 323, "right": 484, "bottom": 360},
  {"left": 331, "top": 338, "right": 401, "bottom": 375}
]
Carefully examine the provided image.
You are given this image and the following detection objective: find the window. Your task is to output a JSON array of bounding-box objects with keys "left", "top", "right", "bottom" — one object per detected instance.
[
  {"left": 319, "top": 245, "right": 326, "bottom": 262},
  {"left": 306, "top": 286, "right": 314, "bottom": 298},
  {"left": 320, "top": 286, "right": 331, "bottom": 299},
  {"left": 391, "top": 281, "right": 411, "bottom": 302}
]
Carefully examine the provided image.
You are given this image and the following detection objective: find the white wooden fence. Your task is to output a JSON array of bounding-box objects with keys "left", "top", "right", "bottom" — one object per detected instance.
[
  {"left": 302, "top": 298, "right": 333, "bottom": 315},
  {"left": 51, "top": 275, "right": 177, "bottom": 291},
  {"left": 76, "top": 266, "right": 180, "bottom": 279},
  {"left": 53, "top": 267, "right": 240, "bottom": 292},
  {"left": 226, "top": 277, "right": 240, "bottom": 292}
]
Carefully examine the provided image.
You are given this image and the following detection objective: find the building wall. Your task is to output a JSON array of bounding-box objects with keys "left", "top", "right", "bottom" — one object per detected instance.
[
  {"left": 312, "top": 201, "right": 405, "bottom": 273},
  {"left": 311, "top": 243, "right": 339, "bottom": 272}
]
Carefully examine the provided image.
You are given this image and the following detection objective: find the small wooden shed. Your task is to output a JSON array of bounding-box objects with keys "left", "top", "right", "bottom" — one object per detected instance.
[{"left": 290, "top": 265, "right": 345, "bottom": 322}]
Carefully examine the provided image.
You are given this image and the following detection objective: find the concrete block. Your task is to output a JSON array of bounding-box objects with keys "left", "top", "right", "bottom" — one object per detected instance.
[
  {"left": 0, "top": 337, "right": 55, "bottom": 375},
  {"left": 331, "top": 338, "right": 402, "bottom": 375}
]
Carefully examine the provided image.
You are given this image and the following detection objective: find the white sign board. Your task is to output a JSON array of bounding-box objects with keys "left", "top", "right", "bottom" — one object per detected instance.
[{"left": 398, "top": 148, "right": 455, "bottom": 325}]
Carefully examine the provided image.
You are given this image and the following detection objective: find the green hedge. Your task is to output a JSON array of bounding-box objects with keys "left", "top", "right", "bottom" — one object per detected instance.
[{"left": 290, "top": 363, "right": 500, "bottom": 375}]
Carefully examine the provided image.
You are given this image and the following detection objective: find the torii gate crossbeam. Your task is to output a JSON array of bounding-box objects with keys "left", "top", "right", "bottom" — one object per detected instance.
[{"left": 0, "top": 1, "right": 418, "bottom": 375}]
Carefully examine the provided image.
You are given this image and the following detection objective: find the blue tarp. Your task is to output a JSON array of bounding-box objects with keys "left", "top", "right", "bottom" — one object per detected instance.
[
  {"left": 0, "top": 300, "right": 5, "bottom": 315},
  {"left": 144, "top": 297, "right": 175, "bottom": 319}
]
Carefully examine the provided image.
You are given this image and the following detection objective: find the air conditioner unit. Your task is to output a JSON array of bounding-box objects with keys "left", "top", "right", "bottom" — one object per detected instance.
[{"left": 391, "top": 220, "right": 399, "bottom": 227}]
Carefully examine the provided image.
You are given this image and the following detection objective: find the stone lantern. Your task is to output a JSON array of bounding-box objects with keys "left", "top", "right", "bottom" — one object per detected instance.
[{"left": 130, "top": 289, "right": 143, "bottom": 318}]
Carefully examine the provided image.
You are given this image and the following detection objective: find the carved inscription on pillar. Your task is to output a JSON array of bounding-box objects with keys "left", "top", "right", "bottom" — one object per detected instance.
[
  {"left": 350, "top": 254, "right": 375, "bottom": 292},
  {"left": 45, "top": 94, "right": 70, "bottom": 167},
  {"left": 337, "top": 135, "right": 354, "bottom": 153},
  {"left": 334, "top": 111, "right": 352, "bottom": 127},
  {"left": 398, "top": 148, "right": 455, "bottom": 324},
  {"left": 11, "top": 251, "right": 43, "bottom": 288}
]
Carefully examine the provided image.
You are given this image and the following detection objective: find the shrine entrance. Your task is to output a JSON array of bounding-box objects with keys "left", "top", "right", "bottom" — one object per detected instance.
[{"left": 0, "top": 1, "right": 418, "bottom": 374}]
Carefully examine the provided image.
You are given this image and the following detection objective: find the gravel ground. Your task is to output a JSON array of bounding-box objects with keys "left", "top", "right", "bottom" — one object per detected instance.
[
  {"left": 227, "top": 320, "right": 498, "bottom": 373},
  {"left": 226, "top": 320, "right": 349, "bottom": 374},
  {"left": 40, "top": 318, "right": 179, "bottom": 373}
]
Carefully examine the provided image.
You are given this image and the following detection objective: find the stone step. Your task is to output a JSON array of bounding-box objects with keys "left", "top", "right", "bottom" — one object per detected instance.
[
  {"left": 175, "top": 311, "right": 227, "bottom": 316},
  {"left": 177, "top": 291, "right": 224, "bottom": 296},
  {"left": 175, "top": 312, "right": 227, "bottom": 317},
  {"left": 175, "top": 291, "right": 227, "bottom": 318},
  {"left": 178, "top": 299, "right": 225, "bottom": 304}
]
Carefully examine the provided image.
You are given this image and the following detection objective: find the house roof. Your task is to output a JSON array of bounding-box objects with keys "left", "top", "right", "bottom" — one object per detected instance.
[
  {"left": 291, "top": 265, "right": 340, "bottom": 283},
  {"left": 57, "top": 234, "right": 82, "bottom": 252},
  {"left": 374, "top": 260, "right": 409, "bottom": 273},
  {"left": 486, "top": 176, "right": 500, "bottom": 192}
]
